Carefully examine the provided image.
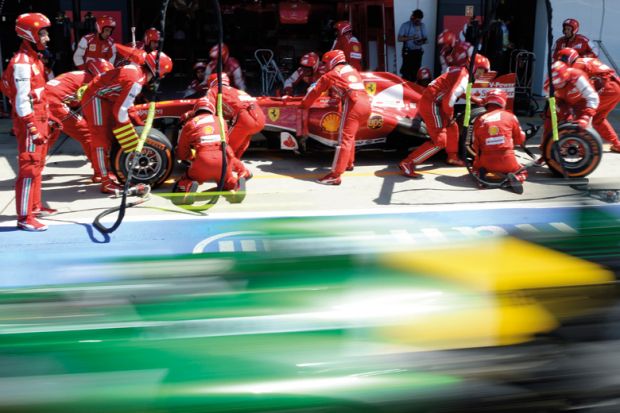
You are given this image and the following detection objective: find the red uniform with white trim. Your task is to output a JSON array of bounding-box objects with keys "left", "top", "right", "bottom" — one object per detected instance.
[
  {"left": 206, "top": 83, "right": 265, "bottom": 160},
  {"left": 573, "top": 57, "right": 620, "bottom": 148},
  {"left": 473, "top": 109, "right": 527, "bottom": 182},
  {"left": 44, "top": 70, "right": 93, "bottom": 158},
  {"left": 283, "top": 65, "right": 324, "bottom": 95},
  {"left": 73, "top": 33, "right": 116, "bottom": 69},
  {"left": 205, "top": 57, "right": 246, "bottom": 91},
  {"left": 301, "top": 61, "right": 371, "bottom": 177},
  {"left": 331, "top": 35, "right": 363, "bottom": 72},
  {"left": 553, "top": 34, "right": 595, "bottom": 60},
  {"left": 544, "top": 67, "right": 599, "bottom": 142},
  {"left": 3, "top": 42, "right": 49, "bottom": 222},
  {"left": 81, "top": 65, "right": 147, "bottom": 188},
  {"left": 439, "top": 41, "right": 473, "bottom": 72},
  {"left": 184, "top": 78, "right": 208, "bottom": 98},
  {"left": 176, "top": 113, "right": 240, "bottom": 190},
  {"left": 402, "top": 66, "right": 469, "bottom": 166}
]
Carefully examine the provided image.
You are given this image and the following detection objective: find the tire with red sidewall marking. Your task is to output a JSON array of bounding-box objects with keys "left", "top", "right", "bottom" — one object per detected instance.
[
  {"left": 543, "top": 124, "right": 602, "bottom": 178},
  {"left": 111, "top": 127, "right": 174, "bottom": 188}
]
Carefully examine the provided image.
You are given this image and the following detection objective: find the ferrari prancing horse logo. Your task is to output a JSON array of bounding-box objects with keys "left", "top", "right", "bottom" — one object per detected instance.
[
  {"left": 365, "top": 82, "right": 377, "bottom": 96},
  {"left": 268, "top": 107, "right": 280, "bottom": 122}
]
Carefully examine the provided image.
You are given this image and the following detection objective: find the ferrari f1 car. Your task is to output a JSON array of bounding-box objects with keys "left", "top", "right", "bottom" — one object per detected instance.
[{"left": 123, "top": 71, "right": 602, "bottom": 187}]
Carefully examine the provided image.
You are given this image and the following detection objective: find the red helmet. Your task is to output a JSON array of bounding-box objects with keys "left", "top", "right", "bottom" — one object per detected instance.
[
  {"left": 143, "top": 28, "right": 161, "bottom": 45},
  {"left": 562, "top": 18, "right": 579, "bottom": 35},
  {"left": 193, "top": 97, "right": 215, "bottom": 115},
  {"left": 484, "top": 89, "right": 508, "bottom": 109},
  {"left": 96, "top": 15, "right": 116, "bottom": 34},
  {"left": 437, "top": 29, "right": 456, "bottom": 47},
  {"left": 300, "top": 52, "right": 319, "bottom": 71},
  {"left": 334, "top": 21, "right": 352, "bottom": 36},
  {"left": 473, "top": 54, "right": 491, "bottom": 73},
  {"left": 416, "top": 67, "right": 432, "bottom": 81},
  {"left": 322, "top": 49, "right": 347, "bottom": 71},
  {"left": 209, "top": 43, "right": 229, "bottom": 63},
  {"left": 86, "top": 58, "right": 114, "bottom": 77},
  {"left": 193, "top": 61, "right": 207, "bottom": 71},
  {"left": 207, "top": 72, "right": 230, "bottom": 88},
  {"left": 551, "top": 61, "right": 570, "bottom": 88},
  {"left": 557, "top": 47, "right": 579, "bottom": 66},
  {"left": 144, "top": 51, "right": 173, "bottom": 77},
  {"left": 15, "top": 13, "right": 51, "bottom": 50}
]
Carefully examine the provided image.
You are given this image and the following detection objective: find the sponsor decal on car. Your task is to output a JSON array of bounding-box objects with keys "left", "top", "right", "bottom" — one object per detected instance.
[
  {"left": 268, "top": 107, "right": 280, "bottom": 122},
  {"left": 365, "top": 81, "right": 377, "bottom": 96},
  {"left": 320, "top": 112, "right": 341, "bottom": 133},
  {"left": 367, "top": 114, "right": 384, "bottom": 129}
]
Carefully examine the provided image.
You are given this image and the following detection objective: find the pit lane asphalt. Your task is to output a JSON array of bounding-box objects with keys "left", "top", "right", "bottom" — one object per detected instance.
[{"left": 1, "top": 111, "right": 619, "bottom": 246}]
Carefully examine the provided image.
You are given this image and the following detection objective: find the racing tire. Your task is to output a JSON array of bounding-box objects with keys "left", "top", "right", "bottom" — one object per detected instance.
[
  {"left": 111, "top": 127, "right": 174, "bottom": 188},
  {"left": 542, "top": 124, "right": 603, "bottom": 178},
  {"left": 457, "top": 107, "right": 487, "bottom": 158}
]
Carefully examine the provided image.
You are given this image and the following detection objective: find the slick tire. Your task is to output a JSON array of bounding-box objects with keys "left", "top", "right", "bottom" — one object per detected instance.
[
  {"left": 112, "top": 127, "right": 174, "bottom": 188},
  {"left": 542, "top": 124, "right": 603, "bottom": 178},
  {"left": 457, "top": 107, "right": 487, "bottom": 158}
]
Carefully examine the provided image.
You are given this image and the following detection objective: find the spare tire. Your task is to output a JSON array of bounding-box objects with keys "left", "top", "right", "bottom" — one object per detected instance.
[
  {"left": 542, "top": 124, "right": 603, "bottom": 178},
  {"left": 111, "top": 126, "right": 174, "bottom": 188}
]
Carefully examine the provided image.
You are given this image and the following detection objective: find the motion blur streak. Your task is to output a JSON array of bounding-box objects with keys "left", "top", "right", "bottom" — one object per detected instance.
[{"left": 1, "top": 207, "right": 619, "bottom": 412}]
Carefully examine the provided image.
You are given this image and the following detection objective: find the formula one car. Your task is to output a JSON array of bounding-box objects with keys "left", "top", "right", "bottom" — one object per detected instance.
[{"left": 123, "top": 71, "right": 601, "bottom": 187}]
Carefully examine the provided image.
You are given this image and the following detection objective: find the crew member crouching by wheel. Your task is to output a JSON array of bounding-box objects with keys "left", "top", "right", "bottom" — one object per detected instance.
[
  {"left": 472, "top": 89, "right": 527, "bottom": 190},
  {"left": 399, "top": 54, "right": 491, "bottom": 178},
  {"left": 300, "top": 49, "right": 371, "bottom": 185},
  {"left": 557, "top": 48, "right": 620, "bottom": 152},
  {"left": 173, "top": 97, "right": 249, "bottom": 205},
  {"left": 542, "top": 61, "right": 599, "bottom": 149},
  {"left": 81, "top": 51, "right": 173, "bottom": 194},
  {"left": 206, "top": 73, "right": 264, "bottom": 168}
]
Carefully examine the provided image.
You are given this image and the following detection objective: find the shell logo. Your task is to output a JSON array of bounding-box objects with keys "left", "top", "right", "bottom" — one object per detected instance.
[
  {"left": 204, "top": 125, "right": 214, "bottom": 134},
  {"left": 320, "top": 112, "right": 341, "bottom": 133},
  {"left": 353, "top": 44, "right": 360, "bottom": 52},
  {"left": 488, "top": 125, "right": 500, "bottom": 135}
]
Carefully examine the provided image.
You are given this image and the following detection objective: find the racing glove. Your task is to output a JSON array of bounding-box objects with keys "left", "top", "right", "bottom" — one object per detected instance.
[
  {"left": 26, "top": 122, "right": 46, "bottom": 145},
  {"left": 113, "top": 121, "right": 140, "bottom": 153},
  {"left": 576, "top": 116, "right": 591, "bottom": 129}
]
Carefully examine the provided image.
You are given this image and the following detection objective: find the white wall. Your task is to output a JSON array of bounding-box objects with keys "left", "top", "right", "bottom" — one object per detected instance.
[
  {"left": 531, "top": 0, "right": 620, "bottom": 94},
  {"left": 393, "top": 0, "right": 438, "bottom": 77},
  {"left": 393, "top": 0, "right": 620, "bottom": 94}
]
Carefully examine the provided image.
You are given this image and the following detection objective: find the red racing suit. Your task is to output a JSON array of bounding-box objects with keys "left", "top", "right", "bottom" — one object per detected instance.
[
  {"left": 331, "top": 35, "right": 363, "bottom": 71},
  {"left": 44, "top": 70, "right": 94, "bottom": 158},
  {"left": 81, "top": 65, "right": 147, "bottom": 183},
  {"left": 553, "top": 34, "right": 596, "bottom": 60},
  {"left": 439, "top": 41, "right": 473, "bottom": 72},
  {"left": 184, "top": 78, "right": 208, "bottom": 98},
  {"left": 205, "top": 57, "right": 246, "bottom": 91},
  {"left": 283, "top": 65, "right": 324, "bottom": 95},
  {"left": 73, "top": 33, "right": 117, "bottom": 69},
  {"left": 301, "top": 63, "right": 371, "bottom": 176},
  {"left": 2, "top": 42, "right": 50, "bottom": 220},
  {"left": 403, "top": 66, "right": 469, "bottom": 165},
  {"left": 473, "top": 108, "right": 527, "bottom": 182},
  {"left": 543, "top": 68, "right": 599, "bottom": 145},
  {"left": 573, "top": 57, "right": 620, "bottom": 145},
  {"left": 207, "top": 85, "right": 265, "bottom": 160},
  {"left": 176, "top": 112, "right": 240, "bottom": 190}
]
